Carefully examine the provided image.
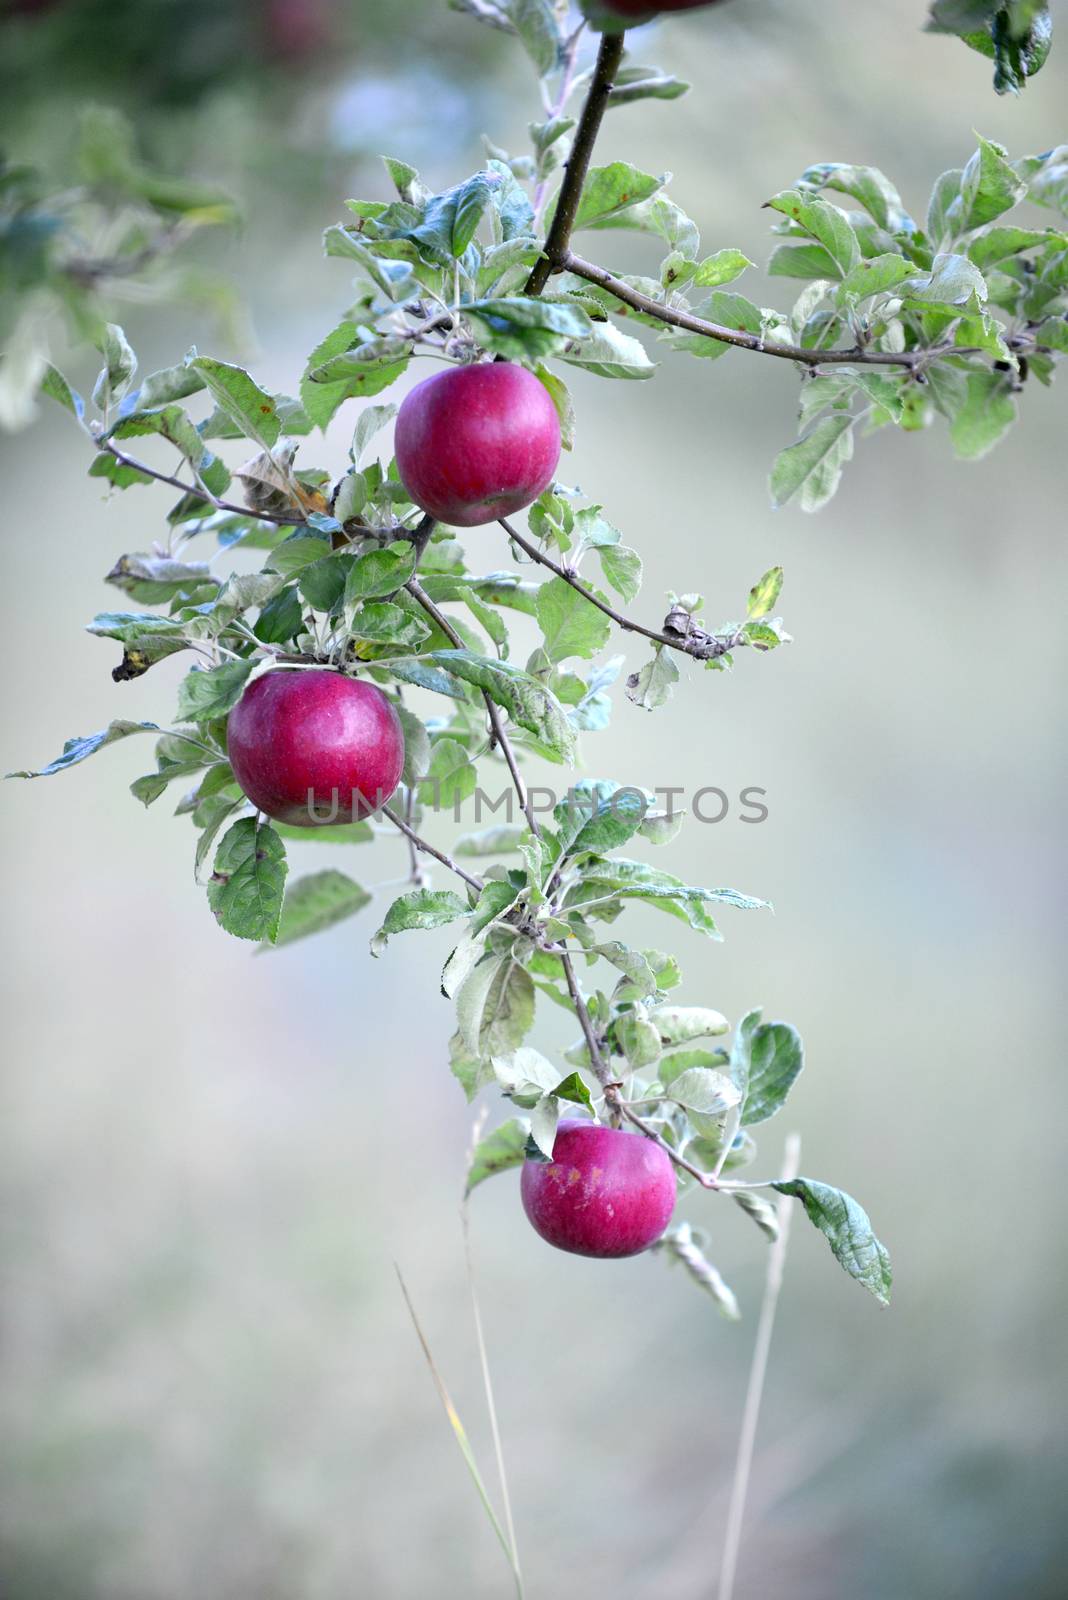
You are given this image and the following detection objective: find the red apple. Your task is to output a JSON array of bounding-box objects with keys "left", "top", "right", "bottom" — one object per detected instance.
[
  {"left": 521, "top": 1119, "right": 677, "bottom": 1258},
  {"left": 227, "top": 669, "right": 404, "bottom": 826},
  {"left": 264, "top": 0, "right": 332, "bottom": 58},
  {"left": 394, "top": 362, "right": 561, "bottom": 528}
]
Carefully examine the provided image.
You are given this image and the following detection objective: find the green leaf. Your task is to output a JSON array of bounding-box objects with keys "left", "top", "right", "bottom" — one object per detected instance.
[
  {"left": 274, "top": 820, "right": 374, "bottom": 844},
  {"left": 254, "top": 585, "right": 304, "bottom": 645},
  {"left": 607, "top": 64, "right": 691, "bottom": 107},
  {"left": 92, "top": 323, "right": 137, "bottom": 411},
  {"left": 306, "top": 323, "right": 409, "bottom": 425},
  {"left": 690, "top": 248, "right": 754, "bottom": 288},
  {"left": 768, "top": 242, "right": 841, "bottom": 281},
  {"left": 419, "top": 738, "right": 477, "bottom": 809},
  {"left": 626, "top": 647, "right": 679, "bottom": 710},
  {"left": 747, "top": 565, "right": 784, "bottom": 618},
  {"left": 960, "top": 135, "right": 1028, "bottom": 230},
  {"left": 267, "top": 869, "right": 372, "bottom": 949},
  {"left": 352, "top": 402, "right": 398, "bottom": 463},
  {"left": 393, "top": 705, "right": 431, "bottom": 788},
  {"left": 311, "top": 340, "right": 411, "bottom": 385},
  {"left": 836, "top": 253, "right": 914, "bottom": 303},
  {"left": 557, "top": 320, "right": 655, "bottom": 380},
  {"left": 207, "top": 818, "right": 288, "bottom": 943},
  {"left": 968, "top": 225, "right": 1065, "bottom": 269},
  {"left": 535, "top": 576, "right": 612, "bottom": 662},
  {"left": 551, "top": 1070, "right": 594, "bottom": 1111},
  {"left": 771, "top": 1178, "right": 892, "bottom": 1305},
  {"left": 770, "top": 414, "right": 855, "bottom": 513},
  {"left": 465, "top": 1118, "right": 530, "bottom": 1195},
  {"left": 7, "top": 719, "right": 159, "bottom": 779},
  {"left": 454, "top": 825, "right": 527, "bottom": 856},
  {"left": 767, "top": 190, "right": 861, "bottom": 277},
  {"left": 189, "top": 357, "right": 280, "bottom": 451},
  {"left": 346, "top": 544, "right": 422, "bottom": 604},
  {"left": 111, "top": 403, "right": 230, "bottom": 495},
  {"left": 463, "top": 297, "right": 592, "bottom": 362},
  {"left": 427, "top": 650, "right": 577, "bottom": 762},
  {"left": 736, "top": 1020, "right": 804, "bottom": 1126},
  {"left": 457, "top": 954, "right": 536, "bottom": 1058},
  {"left": 133, "top": 359, "right": 206, "bottom": 411},
  {"left": 556, "top": 779, "right": 648, "bottom": 856},
  {"left": 616, "top": 1008, "right": 663, "bottom": 1069},
  {"left": 949, "top": 370, "right": 1018, "bottom": 458},
  {"left": 40, "top": 364, "right": 85, "bottom": 421},
  {"left": 902, "top": 253, "right": 988, "bottom": 311},
  {"left": 798, "top": 161, "right": 913, "bottom": 233},
  {"left": 507, "top": 0, "right": 561, "bottom": 75},
  {"left": 176, "top": 660, "right": 254, "bottom": 723},
  {"left": 485, "top": 158, "right": 536, "bottom": 241},
  {"left": 650, "top": 1004, "right": 730, "bottom": 1044},
  {"left": 570, "top": 163, "right": 665, "bottom": 231},
  {"left": 534, "top": 364, "right": 576, "bottom": 450},
  {"left": 597, "top": 542, "right": 642, "bottom": 603},
  {"left": 299, "top": 556, "right": 350, "bottom": 613},
  {"left": 371, "top": 888, "right": 470, "bottom": 956},
  {"left": 592, "top": 942, "right": 660, "bottom": 997},
  {"left": 655, "top": 1222, "right": 740, "bottom": 1319},
  {"left": 667, "top": 1066, "right": 741, "bottom": 1136}
]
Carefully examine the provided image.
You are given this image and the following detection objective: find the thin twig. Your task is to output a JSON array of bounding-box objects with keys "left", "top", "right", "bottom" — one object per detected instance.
[
  {"left": 499, "top": 517, "right": 749, "bottom": 662},
  {"left": 525, "top": 31, "right": 626, "bottom": 295},
  {"left": 564, "top": 252, "right": 1034, "bottom": 370},
  {"left": 405, "top": 576, "right": 541, "bottom": 835},
  {"left": 716, "top": 1132, "right": 802, "bottom": 1600},
  {"left": 382, "top": 803, "right": 484, "bottom": 892},
  {"left": 100, "top": 438, "right": 302, "bottom": 526}
]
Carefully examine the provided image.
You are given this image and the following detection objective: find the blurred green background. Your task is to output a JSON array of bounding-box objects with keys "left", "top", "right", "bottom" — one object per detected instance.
[{"left": 2, "top": 2, "right": 1066, "bottom": 1596}]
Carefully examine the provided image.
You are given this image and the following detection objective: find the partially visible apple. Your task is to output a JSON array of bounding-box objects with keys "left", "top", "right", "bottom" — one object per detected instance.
[
  {"left": 521, "top": 1120, "right": 677, "bottom": 1258},
  {"left": 263, "top": 0, "right": 332, "bottom": 59},
  {"left": 598, "top": 0, "right": 726, "bottom": 16},
  {"left": 394, "top": 362, "right": 561, "bottom": 528},
  {"left": 227, "top": 669, "right": 404, "bottom": 826}
]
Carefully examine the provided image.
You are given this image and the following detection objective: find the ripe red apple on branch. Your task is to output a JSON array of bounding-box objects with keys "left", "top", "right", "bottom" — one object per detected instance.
[
  {"left": 521, "top": 1120, "right": 678, "bottom": 1258},
  {"left": 394, "top": 361, "right": 561, "bottom": 528},
  {"left": 227, "top": 669, "right": 404, "bottom": 826}
]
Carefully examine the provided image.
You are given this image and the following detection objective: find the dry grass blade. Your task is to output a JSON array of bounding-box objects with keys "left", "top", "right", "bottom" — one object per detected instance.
[{"left": 394, "top": 1263, "right": 524, "bottom": 1597}]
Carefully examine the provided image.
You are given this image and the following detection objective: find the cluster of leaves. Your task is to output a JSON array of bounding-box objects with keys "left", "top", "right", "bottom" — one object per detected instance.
[
  {"left": 8, "top": 4, "right": 899, "bottom": 1312},
  {"left": 927, "top": 0, "right": 1053, "bottom": 94},
  {"left": 0, "top": 104, "right": 238, "bottom": 431},
  {"left": 315, "top": 136, "right": 1066, "bottom": 513},
  {"left": 766, "top": 140, "right": 1068, "bottom": 507}
]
